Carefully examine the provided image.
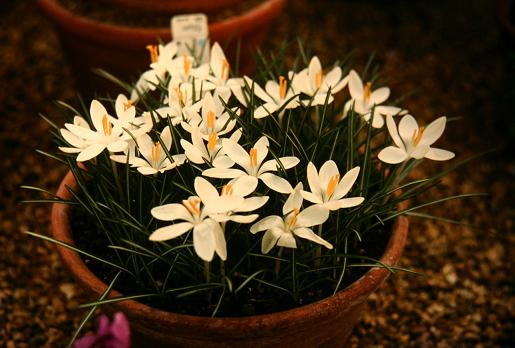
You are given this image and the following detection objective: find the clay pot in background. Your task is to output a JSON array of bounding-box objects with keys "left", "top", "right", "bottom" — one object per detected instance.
[
  {"left": 51, "top": 170, "right": 409, "bottom": 347},
  {"left": 100, "top": 0, "right": 242, "bottom": 14},
  {"left": 38, "top": 0, "right": 286, "bottom": 98}
]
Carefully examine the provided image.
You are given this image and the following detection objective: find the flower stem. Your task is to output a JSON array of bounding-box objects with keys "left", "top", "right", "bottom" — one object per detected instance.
[
  {"left": 204, "top": 261, "right": 211, "bottom": 283},
  {"left": 315, "top": 224, "right": 323, "bottom": 267},
  {"left": 274, "top": 247, "right": 284, "bottom": 279}
]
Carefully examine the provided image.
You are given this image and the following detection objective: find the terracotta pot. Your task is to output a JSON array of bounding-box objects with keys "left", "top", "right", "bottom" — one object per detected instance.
[
  {"left": 38, "top": 0, "right": 286, "bottom": 98},
  {"left": 100, "top": 0, "right": 243, "bottom": 14},
  {"left": 51, "top": 170, "right": 408, "bottom": 347}
]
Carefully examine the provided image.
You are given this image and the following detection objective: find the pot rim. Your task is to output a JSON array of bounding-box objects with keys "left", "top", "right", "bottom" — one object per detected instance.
[
  {"left": 51, "top": 169, "right": 408, "bottom": 332},
  {"left": 38, "top": 0, "right": 287, "bottom": 49}
]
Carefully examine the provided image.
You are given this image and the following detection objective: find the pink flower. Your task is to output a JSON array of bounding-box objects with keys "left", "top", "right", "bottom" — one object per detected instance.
[{"left": 74, "top": 312, "right": 131, "bottom": 348}]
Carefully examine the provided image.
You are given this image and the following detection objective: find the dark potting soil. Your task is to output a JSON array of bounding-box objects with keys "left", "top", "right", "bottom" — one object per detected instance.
[
  {"left": 58, "top": 0, "right": 265, "bottom": 29},
  {"left": 72, "top": 202, "right": 392, "bottom": 317}
]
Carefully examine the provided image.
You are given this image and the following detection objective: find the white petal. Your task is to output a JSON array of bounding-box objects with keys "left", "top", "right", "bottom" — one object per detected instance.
[
  {"left": 254, "top": 136, "right": 269, "bottom": 167},
  {"left": 149, "top": 222, "right": 193, "bottom": 241},
  {"left": 137, "top": 166, "right": 158, "bottom": 175},
  {"left": 332, "top": 166, "right": 360, "bottom": 200},
  {"left": 211, "top": 220, "right": 227, "bottom": 260},
  {"left": 420, "top": 116, "right": 446, "bottom": 146},
  {"left": 293, "top": 227, "right": 333, "bottom": 249},
  {"left": 253, "top": 103, "right": 279, "bottom": 119},
  {"left": 222, "top": 138, "right": 251, "bottom": 171},
  {"left": 202, "top": 167, "right": 247, "bottom": 179},
  {"left": 228, "top": 214, "right": 259, "bottom": 224},
  {"left": 107, "top": 140, "right": 128, "bottom": 153},
  {"left": 194, "top": 177, "right": 220, "bottom": 206},
  {"left": 250, "top": 215, "right": 283, "bottom": 233},
  {"left": 370, "top": 87, "right": 390, "bottom": 105},
  {"left": 236, "top": 196, "right": 269, "bottom": 213},
  {"left": 348, "top": 70, "right": 364, "bottom": 100},
  {"left": 212, "top": 155, "right": 235, "bottom": 169},
  {"left": 283, "top": 183, "right": 303, "bottom": 215},
  {"left": 231, "top": 175, "right": 258, "bottom": 197},
  {"left": 297, "top": 205, "right": 329, "bottom": 227},
  {"left": 318, "top": 160, "right": 339, "bottom": 194},
  {"left": 151, "top": 203, "right": 192, "bottom": 222},
  {"left": 204, "top": 195, "right": 244, "bottom": 214},
  {"left": 180, "top": 140, "right": 206, "bottom": 164},
  {"left": 371, "top": 113, "right": 384, "bottom": 128},
  {"left": 323, "top": 197, "right": 364, "bottom": 211},
  {"left": 261, "top": 227, "right": 283, "bottom": 254},
  {"left": 301, "top": 190, "right": 324, "bottom": 204},
  {"left": 306, "top": 162, "right": 322, "bottom": 198},
  {"left": 411, "top": 144, "right": 430, "bottom": 159},
  {"left": 424, "top": 147, "right": 455, "bottom": 161},
  {"left": 90, "top": 100, "right": 108, "bottom": 132},
  {"left": 386, "top": 115, "right": 404, "bottom": 150},
  {"left": 76, "top": 143, "right": 106, "bottom": 162},
  {"left": 259, "top": 156, "right": 299, "bottom": 174},
  {"left": 378, "top": 146, "right": 408, "bottom": 164},
  {"left": 277, "top": 233, "right": 297, "bottom": 249},
  {"left": 193, "top": 221, "right": 216, "bottom": 262},
  {"left": 398, "top": 115, "right": 419, "bottom": 144},
  {"left": 259, "top": 173, "right": 293, "bottom": 194}
]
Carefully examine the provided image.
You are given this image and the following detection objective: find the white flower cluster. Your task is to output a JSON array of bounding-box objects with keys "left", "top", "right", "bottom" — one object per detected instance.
[{"left": 59, "top": 41, "right": 454, "bottom": 262}]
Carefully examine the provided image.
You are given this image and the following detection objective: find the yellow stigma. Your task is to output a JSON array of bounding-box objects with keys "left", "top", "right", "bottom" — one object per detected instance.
[
  {"left": 183, "top": 198, "right": 201, "bottom": 216},
  {"left": 364, "top": 81, "right": 372, "bottom": 102},
  {"left": 123, "top": 100, "right": 133, "bottom": 112},
  {"left": 183, "top": 54, "right": 191, "bottom": 75},
  {"left": 326, "top": 173, "right": 340, "bottom": 198},
  {"left": 288, "top": 208, "right": 300, "bottom": 228},
  {"left": 221, "top": 59, "right": 230, "bottom": 81},
  {"left": 221, "top": 184, "right": 233, "bottom": 196},
  {"left": 208, "top": 132, "right": 218, "bottom": 151},
  {"left": 146, "top": 45, "right": 159, "bottom": 63},
  {"left": 151, "top": 142, "right": 160, "bottom": 164},
  {"left": 411, "top": 126, "right": 426, "bottom": 146},
  {"left": 174, "top": 87, "right": 186, "bottom": 106},
  {"left": 249, "top": 148, "right": 258, "bottom": 167},
  {"left": 207, "top": 111, "right": 215, "bottom": 129},
  {"left": 315, "top": 70, "right": 323, "bottom": 89},
  {"left": 279, "top": 75, "right": 287, "bottom": 99},
  {"left": 101, "top": 114, "right": 112, "bottom": 136}
]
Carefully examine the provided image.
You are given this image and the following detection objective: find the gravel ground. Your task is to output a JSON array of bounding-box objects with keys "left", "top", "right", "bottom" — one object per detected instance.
[{"left": 1, "top": 0, "right": 513, "bottom": 347}]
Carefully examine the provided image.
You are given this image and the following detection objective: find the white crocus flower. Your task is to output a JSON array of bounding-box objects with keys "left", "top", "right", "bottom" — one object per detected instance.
[
  {"left": 203, "top": 42, "right": 245, "bottom": 103},
  {"left": 301, "top": 161, "right": 364, "bottom": 211},
  {"left": 64, "top": 100, "right": 127, "bottom": 162},
  {"left": 59, "top": 116, "right": 91, "bottom": 154},
  {"left": 251, "top": 76, "right": 300, "bottom": 119},
  {"left": 197, "top": 176, "right": 268, "bottom": 224},
  {"left": 111, "top": 126, "right": 185, "bottom": 175},
  {"left": 149, "top": 177, "right": 243, "bottom": 261},
  {"left": 180, "top": 125, "right": 241, "bottom": 168},
  {"left": 202, "top": 136, "right": 300, "bottom": 194},
  {"left": 293, "top": 56, "right": 348, "bottom": 105},
  {"left": 181, "top": 92, "right": 238, "bottom": 140},
  {"left": 378, "top": 114, "right": 455, "bottom": 164},
  {"left": 250, "top": 183, "right": 332, "bottom": 254},
  {"left": 130, "top": 41, "right": 178, "bottom": 101},
  {"left": 343, "top": 70, "right": 403, "bottom": 128},
  {"left": 152, "top": 82, "right": 203, "bottom": 126},
  {"left": 113, "top": 94, "right": 152, "bottom": 139},
  {"left": 168, "top": 54, "right": 211, "bottom": 87}
]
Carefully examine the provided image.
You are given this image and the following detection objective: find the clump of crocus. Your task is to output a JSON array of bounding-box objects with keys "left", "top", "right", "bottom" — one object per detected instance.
[{"left": 74, "top": 312, "right": 130, "bottom": 348}]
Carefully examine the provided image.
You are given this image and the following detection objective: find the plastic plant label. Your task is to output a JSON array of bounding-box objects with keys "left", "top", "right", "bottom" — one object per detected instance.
[{"left": 171, "top": 13, "right": 210, "bottom": 64}]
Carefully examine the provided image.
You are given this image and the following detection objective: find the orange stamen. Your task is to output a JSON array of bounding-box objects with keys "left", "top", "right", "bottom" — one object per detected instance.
[
  {"left": 101, "top": 114, "right": 112, "bottom": 136},
  {"left": 221, "top": 59, "right": 229, "bottom": 81},
  {"left": 123, "top": 100, "right": 133, "bottom": 111},
  {"left": 315, "top": 70, "right": 323, "bottom": 89},
  {"left": 208, "top": 132, "right": 218, "bottom": 151},
  {"left": 364, "top": 81, "right": 372, "bottom": 102},
  {"left": 411, "top": 126, "right": 426, "bottom": 146},
  {"left": 279, "top": 76, "right": 287, "bottom": 99},
  {"left": 326, "top": 174, "right": 340, "bottom": 198},
  {"left": 288, "top": 208, "right": 300, "bottom": 228},
  {"left": 146, "top": 45, "right": 159, "bottom": 63},
  {"left": 151, "top": 142, "right": 160, "bottom": 164},
  {"left": 221, "top": 184, "right": 233, "bottom": 196},
  {"left": 183, "top": 198, "right": 201, "bottom": 216},
  {"left": 249, "top": 148, "right": 258, "bottom": 167},
  {"left": 207, "top": 111, "right": 215, "bottom": 129},
  {"left": 183, "top": 54, "right": 191, "bottom": 75}
]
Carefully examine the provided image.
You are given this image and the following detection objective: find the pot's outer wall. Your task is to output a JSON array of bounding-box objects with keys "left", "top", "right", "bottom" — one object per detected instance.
[
  {"left": 52, "top": 170, "right": 408, "bottom": 348},
  {"left": 38, "top": 0, "right": 286, "bottom": 99}
]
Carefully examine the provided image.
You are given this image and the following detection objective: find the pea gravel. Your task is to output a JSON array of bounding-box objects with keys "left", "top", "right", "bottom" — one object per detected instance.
[{"left": 0, "top": 0, "right": 513, "bottom": 347}]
